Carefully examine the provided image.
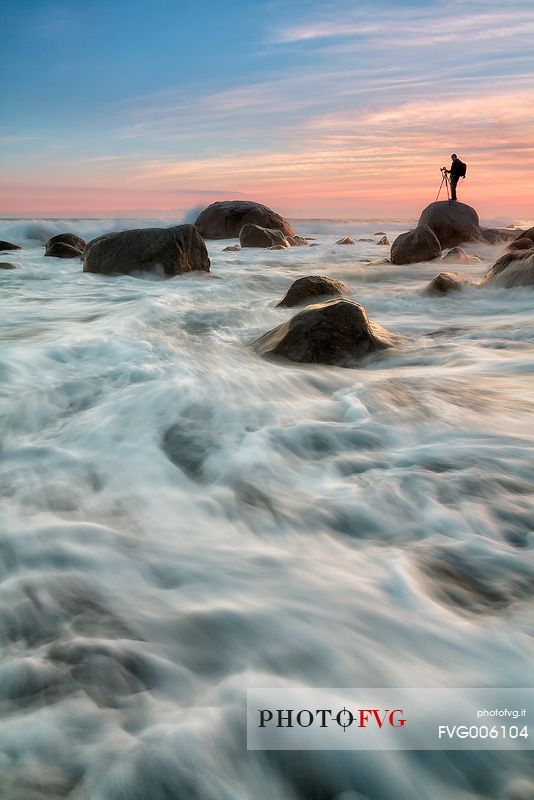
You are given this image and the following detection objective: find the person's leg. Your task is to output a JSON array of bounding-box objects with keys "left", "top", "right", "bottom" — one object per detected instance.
[{"left": 450, "top": 176, "right": 458, "bottom": 201}]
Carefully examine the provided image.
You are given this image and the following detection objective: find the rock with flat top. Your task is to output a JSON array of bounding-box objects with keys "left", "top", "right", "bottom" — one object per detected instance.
[
  {"left": 83, "top": 225, "right": 210, "bottom": 277},
  {"left": 418, "top": 201, "right": 481, "bottom": 247}
]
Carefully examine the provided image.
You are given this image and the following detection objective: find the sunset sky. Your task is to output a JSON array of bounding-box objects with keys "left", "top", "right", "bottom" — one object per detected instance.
[{"left": 2, "top": 0, "right": 533, "bottom": 219}]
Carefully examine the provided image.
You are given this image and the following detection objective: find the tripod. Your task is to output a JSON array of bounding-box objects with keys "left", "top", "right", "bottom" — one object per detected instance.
[{"left": 435, "top": 168, "right": 451, "bottom": 203}]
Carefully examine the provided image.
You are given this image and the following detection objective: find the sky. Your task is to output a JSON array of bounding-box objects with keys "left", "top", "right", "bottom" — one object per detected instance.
[{"left": 1, "top": 0, "right": 533, "bottom": 219}]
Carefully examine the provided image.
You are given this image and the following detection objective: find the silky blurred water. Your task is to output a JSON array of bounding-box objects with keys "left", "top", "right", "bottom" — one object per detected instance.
[{"left": 0, "top": 218, "right": 533, "bottom": 800}]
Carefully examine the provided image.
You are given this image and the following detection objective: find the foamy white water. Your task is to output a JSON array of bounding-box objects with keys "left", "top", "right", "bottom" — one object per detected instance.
[{"left": 0, "top": 218, "right": 533, "bottom": 799}]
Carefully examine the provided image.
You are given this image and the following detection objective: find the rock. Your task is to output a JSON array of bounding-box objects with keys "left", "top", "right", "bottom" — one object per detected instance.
[
  {"left": 270, "top": 244, "right": 288, "bottom": 250},
  {"left": 194, "top": 200, "right": 293, "bottom": 240},
  {"left": 239, "top": 224, "right": 290, "bottom": 248},
  {"left": 358, "top": 238, "right": 374, "bottom": 242},
  {"left": 335, "top": 236, "right": 355, "bottom": 245},
  {"left": 418, "top": 201, "right": 481, "bottom": 247},
  {"left": 45, "top": 241, "right": 83, "bottom": 259},
  {"left": 479, "top": 251, "right": 534, "bottom": 289},
  {"left": 0, "top": 240, "right": 22, "bottom": 251},
  {"left": 506, "top": 238, "right": 534, "bottom": 252},
  {"left": 83, "top": 224, "right": 210, "bottom": 277},
  {"left": 0, "top": 261, "right": 22, "bottom": 270},
  {"left": 287, "top": 235, "right": 308, "bottom": 246},
  {"left": 254, "top": 298, "right": 397, "bottom": 367},
  {"left": 223, "top": 244, "right": 241, "bottom": 251},
  {"left": 390, "top": 224, "right": 441, "bottom": 265},
  {"left": 46, "top": 233, "right": 86, "bottom": 254},
  {"left": 514, "top": 226, "right": 534, "bottom": 243},
  {"left": 374, "top": 231, "right": 386, "bottom": 235},
  {"left": 277, "top": 275, "right": 347, "bottom": 308},
  {"left": 376, "top": 236, "right": 390, "bottom": 245},
  {"left": 309, "top": 243, "right": 320, "bottom": 247},
  {"left": 424, "top": 271, "right": 470, "bottom": 296},
  {"left": 441, "top": 247, "right": 482, "bottom": 264},
  {"left": 481, "top": 227, "right": 519, "bottom": 244}
]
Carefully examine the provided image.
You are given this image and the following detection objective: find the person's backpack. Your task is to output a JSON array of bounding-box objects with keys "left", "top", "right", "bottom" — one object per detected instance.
[{"left": 458, "top": 160, "right": 467, "bottom": 178}]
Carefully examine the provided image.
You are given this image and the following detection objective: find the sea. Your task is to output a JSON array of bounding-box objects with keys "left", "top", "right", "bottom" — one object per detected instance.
[{"left": 0, "top": 216, "right": 533, "bottom": 799}]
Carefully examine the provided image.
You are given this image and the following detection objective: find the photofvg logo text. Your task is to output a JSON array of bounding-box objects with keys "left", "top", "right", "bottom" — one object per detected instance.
[
  {"left": 259, "top": 707, "right": 406, "bottom": 731},
  {"left": 247, "top": 688, "right": 534, "bottom": 750}
]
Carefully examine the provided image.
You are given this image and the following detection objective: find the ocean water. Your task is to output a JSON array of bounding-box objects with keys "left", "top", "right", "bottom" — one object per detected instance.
[{"left": 0, "top": 217, "right": 533, "bottom": 800}]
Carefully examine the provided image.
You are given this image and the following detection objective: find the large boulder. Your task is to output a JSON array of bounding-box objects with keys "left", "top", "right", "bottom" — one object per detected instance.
[
  {"left": 239, "top": 224, "right": 290, "bottom": 248},
  {"left": 514, "top": 226, "right": 534, "bottom": 243},
  {"left": 390, "top": 224, "right": 441, "bottom": 265},
  {"left": 277, "top": 275, "right": 347, "bottom": 308},
  {"left": 481, "top": 227, "right": 518, "bottom": 244},
  {"left": 418, "top": 201, "right": 481, "bottom": 247},
  {"left": 83, "top": 225, "right": 210, "bottom": 277},
  {"left": 45, "top": 242, "right": 83, "bottom": 259},
  {"left": 479, "top": 251, "right": 534, "bottom": 289},
  {"left": 254, "top": 299, "right": 397, "bottom": 367},
  {"left": 0, "top": 240, "right": 22, "bottom": 251},
  {"left": 46, "top": 233, "right": 86, "bottom": 255},
  {"left": 424, "top": 271, "right": 470, "bottom": 296},
  {"left": 194, "top": 200, "right": 293, "bottom": 240},
  {"left": 506, "top": 238, "right": 534, "bottom": 252}
]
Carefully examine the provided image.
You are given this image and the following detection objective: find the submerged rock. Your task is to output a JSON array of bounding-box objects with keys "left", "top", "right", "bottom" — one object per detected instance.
[
  {"left": 255, "top": 298, "right": 397, "bottom": 366},
  {"left": 46, "top": 233, "right": 86, "bottom": 254},
  {"left": 424, "top": 271, "right": 470, "bottom": 296},
  {"left": 240, "top": 224, "right": 290, "bottom": 248},
  {"left": 390, "top": 224, "right": 441, "bottom": 265},
  {"left": 194, "top": 200, "right": 293, "bottom": 239},
  {"left": 481, "top": 227, "right": 519, "bottom": 244},
  {"left": 287, "top": 235, "right": 308, "bottom": 246},
  {"left": 0, "top": 261, "right": 22, "bottom": 270},
  {"left": 441, "top": 247, "right": 482, "bottom": 264},
  {"left": 0, "top": 240, "right": 22, "bottom": 251},
  {"left": 376, "top": 236, "right": 390, "bottom": 245},
  {"left": 45, "top": 242, "right": 83, "bottom": 259},
  {"left": 277, "top": 275, "right": 347, "bottom": 308},
  {"left": 479, "top": 251, "right": 534, "bottom": 289},
  {"left": 222, "top": 244, "right": 241, "bottom": 251},
  {"left": 83, "top": 224, "right": 210, "bottom": 276},
  {"left": 335, "top": 236, "right": 355, "bottom": 245},
  {"left": 418, "top": 201, "right": 481, "bottom": 247}
]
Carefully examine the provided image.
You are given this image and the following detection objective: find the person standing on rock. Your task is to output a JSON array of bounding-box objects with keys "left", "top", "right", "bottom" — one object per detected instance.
[{"left": 444, "top": 154, "right": 467, "bottom": 202}]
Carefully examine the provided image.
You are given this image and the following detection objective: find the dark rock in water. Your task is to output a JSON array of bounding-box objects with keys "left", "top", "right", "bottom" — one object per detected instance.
[
  {"left": 507, "top": 237, "right": 534, "bottom": 251},
  {"left": 0, "top": 261, "right": 22, "bottom": 270},
  {"left": 418, "top": 201, "right": 481, "bottom": 247},
  {"left": 222, "top": 244, "right": 241, "bottom": 251},
  {"left": 335, "top": 236, "right": 355, "bottom": 245},
  {"left": 424, "top": 271, "right": 470, "bottom": 296},
  {"left": 0, "top": 240, "right": 22, "bottom": 251},
  {"left": 480, "top": 251, "right": 534, "bottom": 289},
  {"left": 481, "top": 227, "right": 518, "bottom": 244},
  {"left": 441, "top": 246, "right": 482, "bottom": 264},
  {"left": 194, "top": 200, "right": 293, "bottom": 239},
  {"left": 374, "top": 231, "right": 386, "bottom": 235},
  {"left": 358, "top": 238, "right": 374, "bottom": 242},
  {"left": 83, "top": 224, "right": 210, "bottom": 277},
  {"left": 376, "top": 236, "right": 390, "bottom": 245},
  {"left": 390, "top": 224, "right": 441, "bottom": 265},
  {"left": 255, "top": 298, "right": 397, "bottom": 366},
  {"left": 240, "top": 223, "right": 290, "bottom": 248},
  {"left": 287, "top": 234, "right": 308, "bottom": 246},
  {"left": 46, "top": 233, "right": 86, "bottom": 254},
  {"left": 45, "top": 241, "right": 83, "bottom": 259},
  {"left": 277, "top": 275, "right": 347, "bottom": 308}
]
